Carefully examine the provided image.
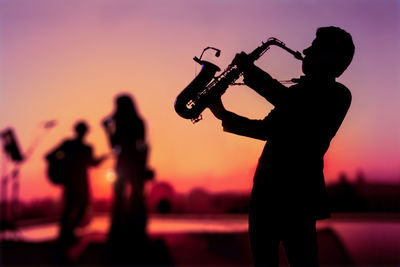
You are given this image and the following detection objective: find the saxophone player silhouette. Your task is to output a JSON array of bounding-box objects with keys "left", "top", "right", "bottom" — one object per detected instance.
[{"left": 209, "top": 26, "right": 355, "bottom": 267}]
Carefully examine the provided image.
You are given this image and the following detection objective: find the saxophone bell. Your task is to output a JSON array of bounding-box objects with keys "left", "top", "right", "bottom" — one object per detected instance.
[{"left": 174, "top": 56, "right": 221, "bottom": 122}]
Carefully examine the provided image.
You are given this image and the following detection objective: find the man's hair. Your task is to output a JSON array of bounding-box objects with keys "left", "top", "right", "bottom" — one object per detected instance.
[{"left": 316, "top": 26, "right": 355, "bottom": 77}]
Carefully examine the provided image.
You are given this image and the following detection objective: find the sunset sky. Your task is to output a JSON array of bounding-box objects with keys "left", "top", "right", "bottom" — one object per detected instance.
[{"left": 0, "top": 0, "right": 399, "bottom": 201}]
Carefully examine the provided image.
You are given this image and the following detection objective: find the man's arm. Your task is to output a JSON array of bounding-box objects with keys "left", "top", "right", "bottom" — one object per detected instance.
[
  {"left": 87, "top": 146, "right": 107, "bottom": 167},
  {"left": 233, "top": 52, "right": 288, "bottom": 106},
  {"left": 243, "top": 64, "right": 288, "bottom": 106},
  {"left": 208, "top": 52, "right": 287, "bottom": 140},
  {"left": 209, "top": 98, "right": 271, "bottom": 141},
  {"left": 220, "top": 111, "right": 270, "bottom": 141}
]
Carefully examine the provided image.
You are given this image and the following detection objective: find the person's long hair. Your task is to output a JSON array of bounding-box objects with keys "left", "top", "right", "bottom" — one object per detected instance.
[{"left": 113, "top": 94, "right": 145, "bottom": 140}]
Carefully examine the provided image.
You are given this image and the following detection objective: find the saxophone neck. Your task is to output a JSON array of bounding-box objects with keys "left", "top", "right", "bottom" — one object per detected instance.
[
  {"left": 249, "top": 37, "right": 303, "bottom": 62},
  {"left": 248, "top": 38, "right": 276, "bottom": 61}
]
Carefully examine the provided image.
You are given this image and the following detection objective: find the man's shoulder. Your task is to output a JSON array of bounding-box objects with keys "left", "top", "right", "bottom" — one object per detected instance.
[
  {"left": 64, "top": 140, "right": 92, "bottom": 152},
  {"left": 62, "top": 139, "right": 73, "bottom": 145},
  {"left": 334, "top": 82, "right": 351, "bottom": 96},
  {"left": 330, "top": 82, "right": 352, "bottom": 112},
  {"left": 333, "top": 82, "right": 352, "bottom": 102},
  {"left": 59, "top": 139, "right": 73, "bottom": 149}
]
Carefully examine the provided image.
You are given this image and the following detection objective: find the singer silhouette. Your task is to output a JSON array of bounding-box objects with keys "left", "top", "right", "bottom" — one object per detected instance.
[
  {"left": 103, "top": 94, "right": 154, "bottom": 265},
  {"left": 210, "top": 26, "right": 355, "bottom": 267}
]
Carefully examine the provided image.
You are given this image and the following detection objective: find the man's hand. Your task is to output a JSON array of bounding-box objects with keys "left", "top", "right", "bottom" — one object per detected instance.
[
  {"left": 209, "top": 97, "right": 227, "bottom": 120},
  {"left": 231, "top": 52, "right": 253, "bottom": 70}
]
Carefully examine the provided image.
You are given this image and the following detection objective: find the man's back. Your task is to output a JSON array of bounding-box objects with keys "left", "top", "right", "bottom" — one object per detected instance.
[
  {"left": 255, "top": 78, "right": 351, "bottom": 219},
  {"left": 61, "top": 139, "right": 94, "bottom": 188}
]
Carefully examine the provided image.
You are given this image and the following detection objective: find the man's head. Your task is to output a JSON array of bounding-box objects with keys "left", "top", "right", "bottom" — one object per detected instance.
[
  {"left": 302, "top": 26, "right": 355, "bottom": 78},
  {"left": 74, "top": 121, "right": 89, "bottom": 140}
]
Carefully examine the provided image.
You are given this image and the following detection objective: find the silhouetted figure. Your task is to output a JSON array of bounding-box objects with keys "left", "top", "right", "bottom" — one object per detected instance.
[
  {"left": 0, "top": 128, "right": 24, "bottom": 232},
  {"left": 103, "top": 94, "right": 152, "bottom": 264},
  {"left": 210, "top": 27, "right": 355, "bottom": 266},
  {"left": 46, "top": 121, "right": 105, "bottom": 246}
]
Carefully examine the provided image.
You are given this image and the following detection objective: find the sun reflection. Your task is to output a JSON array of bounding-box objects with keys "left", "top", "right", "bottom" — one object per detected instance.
[{"left": 106, "top": 169, "right": 117, "bottom": 183}]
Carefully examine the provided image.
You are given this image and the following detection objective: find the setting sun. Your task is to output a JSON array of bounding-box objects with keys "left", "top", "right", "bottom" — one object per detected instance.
[{"left": 105, "top": 168, "right": 117, "bottom": 183}]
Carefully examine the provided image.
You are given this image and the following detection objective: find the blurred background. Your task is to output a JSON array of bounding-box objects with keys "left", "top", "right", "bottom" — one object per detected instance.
[{"left": 1, "top": 0, "right": 399, "bottom": 266}]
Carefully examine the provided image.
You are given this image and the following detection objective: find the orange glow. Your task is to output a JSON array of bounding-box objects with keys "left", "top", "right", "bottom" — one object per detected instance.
[
  {"left": 105, "top": 168, "right": 117, "bottom": 183},
  {"left": 1, "top": 1, "right": 399, "bottom": 201}
]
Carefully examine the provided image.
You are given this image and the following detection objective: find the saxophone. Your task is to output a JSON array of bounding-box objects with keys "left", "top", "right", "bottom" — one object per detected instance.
[{"left": 174, "top": 37, "right": 303, "bottom": 123}]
